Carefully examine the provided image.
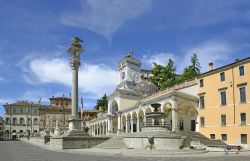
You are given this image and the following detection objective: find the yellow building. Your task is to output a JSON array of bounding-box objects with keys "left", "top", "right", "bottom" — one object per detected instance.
[{"left": 198, "top": 57, "right": 250, "bottom": 148}]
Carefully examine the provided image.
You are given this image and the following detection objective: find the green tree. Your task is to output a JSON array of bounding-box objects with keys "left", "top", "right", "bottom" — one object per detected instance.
[
  {"left": 94, "top": 94, "right": 108, "bottom": 111},
  {"left": 182, "top": 53, "right": 201, "bottom": 80},
  {"left": 160, "top": 58, "right": 178, "bottom": 89},
  {"left": 149, "top": 59, "right": 178, "bottom": 90},
  {"left": 148, "top": 63, "right": 164, "bottom": 87}
]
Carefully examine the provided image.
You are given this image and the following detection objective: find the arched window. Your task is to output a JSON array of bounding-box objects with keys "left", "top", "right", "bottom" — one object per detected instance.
[
  {"left": 19, "top": 118, "right": 25, "bottom": 125},
  {"left": 5, "top": 117, "right": 9, "bottom": 125},
  {"left": 27, "top": 118, "right": 31, "bottom": 125},
  {"left": 13, "top": 118, "right": 17, "bottom": 125},
  {"left": 34, "top": 118, "right": 38, "bottom": 125}
]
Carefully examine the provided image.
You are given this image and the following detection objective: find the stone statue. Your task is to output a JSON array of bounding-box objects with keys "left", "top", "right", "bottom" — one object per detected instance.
[
  {"left": 53, "top": 120, "right": 61, "bottom": 137},
  {"left": 68, "top": 37, "right": 84, "bottom": 70},
  {"left": 180, "top": 135, "right": 191, "bottom": 149},
  {"left": 145, "top": 136, "right": 155, "bottom": 150}
]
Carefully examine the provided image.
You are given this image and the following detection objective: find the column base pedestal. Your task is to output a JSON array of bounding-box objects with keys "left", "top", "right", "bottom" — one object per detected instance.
[{"left": 64, "top": 118, "right": 88, "bottom": 137}]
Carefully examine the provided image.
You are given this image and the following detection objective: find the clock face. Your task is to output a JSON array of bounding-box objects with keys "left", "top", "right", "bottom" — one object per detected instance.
[
  {"left": 122, "top": 72, "right": 125, "bottom": 80},
  {"left": 129, "top": 70, "right": 139, "bottom": 82}
]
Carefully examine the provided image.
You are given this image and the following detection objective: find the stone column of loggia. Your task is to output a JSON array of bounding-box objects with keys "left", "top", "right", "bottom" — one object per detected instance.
[{"left": 171, "top": 99, "right": 178, "bottom": 132}]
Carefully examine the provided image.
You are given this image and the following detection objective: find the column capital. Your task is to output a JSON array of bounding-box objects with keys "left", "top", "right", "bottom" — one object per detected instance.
[{"left": 68, "top": 37, "right": 84, "bottom": 70}]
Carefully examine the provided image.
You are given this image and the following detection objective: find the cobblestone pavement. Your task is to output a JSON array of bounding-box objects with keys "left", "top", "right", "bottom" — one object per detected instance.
[{"left": 1, "top": 141, "right": 250, "bottom": 161}]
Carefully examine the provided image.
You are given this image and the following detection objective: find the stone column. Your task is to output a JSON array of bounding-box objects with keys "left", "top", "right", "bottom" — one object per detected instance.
[
  {"left": 130, "top": 115, "right": 134, "bottom": 133},
  {"left": 136, "top": 113, "right": 140, "bottom": 132},
  {"left": 143, "top": 110, "right": 146, "bottom": 127},
  {"left": 67, "top": 37, "right": 84, "bottom": 134},
  {"left": 108, "top": 115, "right": 113, "bottom": 134},
  {"left": 125, "top": 115, "right": 129, "bottom": 133},
  {"left": 106, "top": 120, "right": 108, "bottom": 134},
  {"left": 120, "top": 116, "right": 123, "bottom": 132},
  {"left": 117, "top": 112, "right": 122, "bottom": 134},
  {"left": 171, "top": 98, "right": 178, "bottom": 132}
]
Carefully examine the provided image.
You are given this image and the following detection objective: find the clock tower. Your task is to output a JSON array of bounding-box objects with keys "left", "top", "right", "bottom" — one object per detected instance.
[{"left": 117, "top": 51, "right": 141, "bottom": 90}]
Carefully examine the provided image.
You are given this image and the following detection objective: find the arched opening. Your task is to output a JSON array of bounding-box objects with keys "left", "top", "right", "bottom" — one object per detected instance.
[
  {"left": 145, "top": 107, "right": 152, "bottom": 126},
  {"left": 111, "top": 100, "right": 118, "bottom": 133},
  {"left": 111, "top": 100, "right": 118, "bottom": 114},
  {"left": 162, "top": 102, "right": 172, "bottom": 129},
  {"left": 176, "top": 102, "right": 198, "bottom": 131}
]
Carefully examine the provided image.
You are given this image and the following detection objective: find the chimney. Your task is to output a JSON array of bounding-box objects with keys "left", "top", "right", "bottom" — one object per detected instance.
[
  {"left": 235, "top": 58, "right": 240, "bottom": 62},
  {"left": 208, "top": 62, "right": 213, "bottom": 71}
]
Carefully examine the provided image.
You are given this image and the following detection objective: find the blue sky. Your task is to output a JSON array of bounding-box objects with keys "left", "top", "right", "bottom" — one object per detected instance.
[{"left": 0, "top": 0, "right": 250, "bottom": 116}]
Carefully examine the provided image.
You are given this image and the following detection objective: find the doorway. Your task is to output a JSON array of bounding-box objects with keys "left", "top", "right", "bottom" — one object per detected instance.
[{"left": 191, "top": 120, "right": 196, "bottom": 131}]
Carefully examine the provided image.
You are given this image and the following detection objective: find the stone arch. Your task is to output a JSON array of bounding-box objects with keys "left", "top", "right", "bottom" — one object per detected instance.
[{"left": 177, "top": 101, "right": 198, "bottom": 131}]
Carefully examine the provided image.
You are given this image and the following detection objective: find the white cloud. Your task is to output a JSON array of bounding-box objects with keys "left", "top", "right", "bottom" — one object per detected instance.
[
  {"left": 25, "top": 57, "right": 118, "bottom": 99},
  {"left": 183, "top": 40, "right": 233, "bottom": 72},
  {"left": 142, "top": 52, "right": 176, "bottom": 67},
  {"left": 142, "top": 40, "right": 233, "bottom": 73},
  {"left": 61, "top": 0, "right": 152, "bottom": 40}
]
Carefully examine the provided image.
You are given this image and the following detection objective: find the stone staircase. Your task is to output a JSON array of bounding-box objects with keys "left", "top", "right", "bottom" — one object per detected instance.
[
  {"left": 93, "top": 136, "right": 128, "bottom": 149},
  {"left": 178, "top": 131, "right": 227, "bottom": 148}
]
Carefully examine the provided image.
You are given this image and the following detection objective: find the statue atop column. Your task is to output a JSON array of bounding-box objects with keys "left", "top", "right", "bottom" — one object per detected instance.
[{"left": 68, "top": 37, "right": 84, "bottom": 70}]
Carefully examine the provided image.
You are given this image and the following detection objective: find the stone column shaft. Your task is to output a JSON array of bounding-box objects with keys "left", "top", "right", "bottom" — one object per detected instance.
[
  {"left": 136, "top": 117, "right": 140, "bottom": 132},
  {"left": 171, "top": 100, "right": 178, "bottom": 132},
  {"left": 108, "top": 116, "right": 112, "bottom": 134},
  {"left": 71, "top": 69, "right": 78, "bottom": 119},
  {"left": 130, "top": 116, "right": 134, "bottom": 133},
  {"left": 125, "top": 119, "right": 129, "bottom": 133}
]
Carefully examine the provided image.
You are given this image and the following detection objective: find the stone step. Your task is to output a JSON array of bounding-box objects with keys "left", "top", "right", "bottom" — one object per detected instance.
[
  {"left": 93, "top": 136, "right": 128, "bottom": 149},
  {"left": 179, "top": 131, "right": 227, "bottom": 148}
]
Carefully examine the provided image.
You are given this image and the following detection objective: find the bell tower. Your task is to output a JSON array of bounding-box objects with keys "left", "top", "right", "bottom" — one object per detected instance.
[{"left": 117, "top": 51, "right": 141, "bottom": 90}]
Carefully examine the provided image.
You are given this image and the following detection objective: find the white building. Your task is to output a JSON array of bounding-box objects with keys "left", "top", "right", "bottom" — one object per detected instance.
[{"left": 88, "top": 53, "right": 199, "bottom": 135}]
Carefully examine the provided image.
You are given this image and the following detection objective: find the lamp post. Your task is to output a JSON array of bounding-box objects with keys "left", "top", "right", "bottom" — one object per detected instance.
[
  {"left": 67, "top": 37, "right": 84, "bottom": 135},
  {"left": 9, "top": 106, "right": 12, "bottom": 140}
]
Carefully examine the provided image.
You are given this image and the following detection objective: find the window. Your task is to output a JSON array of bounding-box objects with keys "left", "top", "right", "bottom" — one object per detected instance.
[
  {"left": 241, "top": 134, "right": 247, "bottom": 144},
  {"left": 210, "top": 134, "right": 215, "bottom": 139},
  {"left": 221, "top": 134, "right": 227, "bottom": 141},
  {"left": 221, "top": 114, "right": 227, "bottom": 126},
  {"left": 220, "top": 91, "right": 227, "bottom": 105},
  {"left": 239, "top": 86, "right": 246, "bottom": 103},
  {"left": 200, "top": 79, "right": 204, "bottom": 87},
  {"left": 200, "top": 117, "right": 205, "bottom": 127},
  {"left": 220, "top": 72, "right": 225, "bottom": 81},
  {"left": 13, "top": 108, "right": 16, "bottom": 114},
  {"left": 239, "top": 66, "right": 244, "bottom": 76},
  {"left": 20, "top": 108, "right": 23, "bottom": 113},
  {"left": 241, "top": 113, "right": 246, "bottom": 125},
  {"left": 65, "top": 103, "right": 68, "bottom": 106},
  {"left": 61, "top": 103, "right": 63, "bottom": 106},
  {"left": 200, "top": 95, "right": 205, "bottom": 108},
  {"left": 34, "top": 109, "right": 37, "bottom": 114}
]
